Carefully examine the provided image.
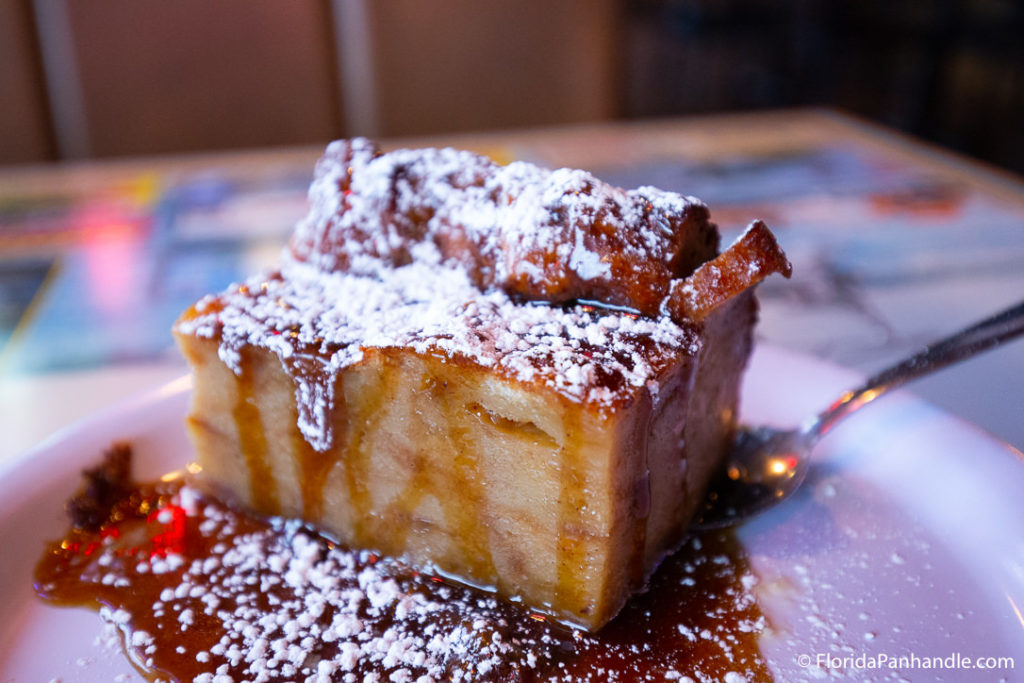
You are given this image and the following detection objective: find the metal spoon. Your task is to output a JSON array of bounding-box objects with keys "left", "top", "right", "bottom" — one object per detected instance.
[{"left": 693, "top": 299, "right": 1024, "bottom": 530}]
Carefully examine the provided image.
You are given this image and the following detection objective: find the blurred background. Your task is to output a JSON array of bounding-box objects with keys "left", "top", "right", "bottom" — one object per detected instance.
[
  {"left": 2, "top": 0, "right": 1023, "bottom": 173},
  {"left": 2, "top": 0, "right": 1024, "bottom": 458}
]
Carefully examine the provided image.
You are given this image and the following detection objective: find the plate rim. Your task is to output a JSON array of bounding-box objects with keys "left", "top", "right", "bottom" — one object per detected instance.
[{"left": 3, "top": 345, "right": 1024, "bottom": 680}]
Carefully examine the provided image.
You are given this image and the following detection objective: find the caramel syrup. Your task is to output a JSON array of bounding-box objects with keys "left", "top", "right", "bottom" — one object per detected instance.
[
  {"left": 233, "top": 349, "right": 279, "bottom": 515},
  {"left": 35, "top": 477, "right": 771, "bottom": 682}
]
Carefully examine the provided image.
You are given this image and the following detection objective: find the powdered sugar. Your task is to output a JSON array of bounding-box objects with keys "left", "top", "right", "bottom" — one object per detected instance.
[
  {"left": 80, "top": 484, "right": 573, "bottom": 681},
  {"left": 177, "top": 257, "right": 698, "bottom": 452},
  {"left": 288, "top": 139, "right": 715, "bottom": 317},
  {"left": 292, "top": 140, "right": 702, "bottom": 283},
  {"left": 175, "top": 139, "right": 715, "bottom": 452},
  {"left": 52, "top": 481, "right": 768, "bottom": 682}
]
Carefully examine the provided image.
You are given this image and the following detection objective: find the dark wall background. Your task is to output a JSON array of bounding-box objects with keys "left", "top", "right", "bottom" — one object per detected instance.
[
  {"left": 2, "top": 0, "right": 1022, "bottom": 175},
  {"left": 625, "top": 0, "right": 1024, "bottom": 174}
]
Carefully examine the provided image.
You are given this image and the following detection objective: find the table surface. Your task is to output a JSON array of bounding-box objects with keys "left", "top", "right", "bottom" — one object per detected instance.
[{"left": 2, "top": 108, "right": 1023, "bottom": 464}]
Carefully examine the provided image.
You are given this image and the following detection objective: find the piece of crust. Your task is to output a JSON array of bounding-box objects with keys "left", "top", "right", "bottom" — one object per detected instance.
[
  {"left": 288, "top": 138, "right": 720, "bottom": 319},
  {"left": 665, "top": 220, "right": 792, "bottom": 322}
]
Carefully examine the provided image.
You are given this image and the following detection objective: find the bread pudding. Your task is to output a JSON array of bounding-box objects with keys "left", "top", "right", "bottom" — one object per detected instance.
[{"left": 173, "top": 138, "right": 789, "bottom": 631}]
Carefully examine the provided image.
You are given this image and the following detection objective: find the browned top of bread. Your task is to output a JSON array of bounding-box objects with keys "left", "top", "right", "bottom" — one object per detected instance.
[
  {"left": 288, "top": 139, "right": 720, "bottom": 317},
  {"left": 176, "top": 262, "right": 700, "bottom": 451},
  {"left": 176, "top": 139, "right": 789, "bottom": 452}
]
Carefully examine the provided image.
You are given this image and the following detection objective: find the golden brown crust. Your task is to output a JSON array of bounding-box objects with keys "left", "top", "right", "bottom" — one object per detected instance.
[
  {"left": 174, "top": 139, "right": 789, "bottom": 631},
  {"left": 666, "top": 220, "right": 792, "bottom": 322},
  {"left": 288, "top": 139, "right": 721, "bottom": 318}
]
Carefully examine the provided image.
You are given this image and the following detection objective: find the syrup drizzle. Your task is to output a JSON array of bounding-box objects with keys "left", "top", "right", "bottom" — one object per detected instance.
[
  {"left": 286, "top": 354, "right": 340, "bottom": 521},
  {"left": 341, "top": 364, "right": 378, "bottom": 545},
  {"left": 224, "top": 353, "right": 687, "bottom": 630},
  {"left": 437, "top": 373, "right": 499, "bottom": 585},
  {"left": 233, "top": 350, "right": 279, "bottom": 515},
  {"left": 35, "top": 476, "right": 771, "bottom": 682}
]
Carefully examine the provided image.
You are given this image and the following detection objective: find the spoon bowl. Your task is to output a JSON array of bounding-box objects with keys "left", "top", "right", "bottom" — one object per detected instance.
[{"left": 693, "top": 299, "right": 1024, "bottom": 529}]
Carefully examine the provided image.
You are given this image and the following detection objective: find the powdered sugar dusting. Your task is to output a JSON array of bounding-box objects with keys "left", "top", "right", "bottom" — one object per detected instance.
[
  {"left": 177, "top": 257, "right": 699, "bottom": 452},
  {"left": 288, "top": 139, "right": 714, "bottom": 316},
  {"left": 40, "top": 479, "right": 770, "bottom": 681},
  {"left": 175, "top": 139, "right": 715, "bottom": 452}
]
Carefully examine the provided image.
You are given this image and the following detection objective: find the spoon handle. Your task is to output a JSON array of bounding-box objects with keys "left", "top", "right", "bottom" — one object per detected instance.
[{"left": 807, "top": 299, "right": 1024, "bottom": 440}]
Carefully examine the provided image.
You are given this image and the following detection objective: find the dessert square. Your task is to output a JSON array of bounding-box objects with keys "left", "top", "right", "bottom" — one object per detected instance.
[{"left": 173, "top": 139, "right": 788, "bottom": 630}]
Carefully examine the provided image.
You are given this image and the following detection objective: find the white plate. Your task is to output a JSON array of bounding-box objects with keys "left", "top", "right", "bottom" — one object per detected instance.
[{"left": 1, "top": 347, "right": 1022, "bottom": 682}]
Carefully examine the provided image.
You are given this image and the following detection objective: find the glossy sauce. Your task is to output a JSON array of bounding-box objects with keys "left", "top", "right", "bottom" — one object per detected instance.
[
  {"left": 283, "top": 349, "right": 339, "bottom": 521},
  {"left": 225, "top": 335, "right": 710, "bottom": 633},
  {"left": 233, "top": 348, "right": 279, "bottom": 515},
  {"left": 36, "top": 477, "right": 771, "bottom": 682}
]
